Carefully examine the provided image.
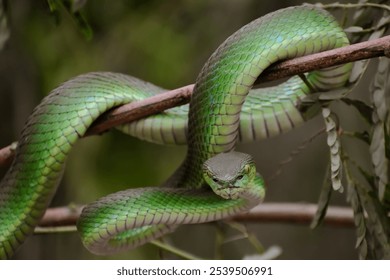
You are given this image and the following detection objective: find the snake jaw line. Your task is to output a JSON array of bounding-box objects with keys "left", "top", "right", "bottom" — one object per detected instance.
[
  {"left": 203, "top": 151, "right": 259, "bottom": 200},
  {"left": 215, "top": 185, "right": 241, "bottom": 200}
]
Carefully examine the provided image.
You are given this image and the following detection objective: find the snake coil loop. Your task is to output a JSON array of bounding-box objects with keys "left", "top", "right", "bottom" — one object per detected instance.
[{"left": 0, "top": 5, "right": 351, "bottom": 259}]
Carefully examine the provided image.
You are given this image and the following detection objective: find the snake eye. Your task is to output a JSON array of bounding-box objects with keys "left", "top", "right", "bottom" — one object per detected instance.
[
  {"left": 236, "top": 175, "right": 244, "bottom": 180},
  {"left": 212, "top": 178, "right": 218, "bottom": 183}
]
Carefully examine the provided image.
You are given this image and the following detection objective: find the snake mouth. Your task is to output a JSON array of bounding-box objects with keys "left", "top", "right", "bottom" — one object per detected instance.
[
  {"left": 215, "top": 185, "right": 241, "bottom": 200},
  {"left": 217, "top": 185, "right": 239, "bottom": 190}
]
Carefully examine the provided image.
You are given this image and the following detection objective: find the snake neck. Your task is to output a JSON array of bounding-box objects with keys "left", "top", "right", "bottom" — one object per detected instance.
[
  {"left": 170, "top": 5, "right": 351, "bottom": 189},
  {"left": 238, "top": 174, "right": 265, "bottom": 209}
]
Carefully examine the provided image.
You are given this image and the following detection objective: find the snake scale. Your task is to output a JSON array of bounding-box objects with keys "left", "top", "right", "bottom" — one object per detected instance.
[{"left": 0, "top": 5, "right": 351, "bottom": 258}]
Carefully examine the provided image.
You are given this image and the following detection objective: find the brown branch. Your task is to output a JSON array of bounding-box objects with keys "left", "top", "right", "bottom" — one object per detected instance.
[
  {"left": 1, "top": 35, "right": 390, "bottom": 167},
  {"left": 257, "top": 34, "right": 390, "bottom": 83},
  {"left": 232, "top": 203, "right": 354, "bottom": 227},
  {"left": 38, "top": 203, "right": 354, "bottom": 229},
  {"left": 0, "top": 143, "right": 16, "bottom": 168},
  {"left": 39, "top": 205, "right": 82, "bottom": 227},
  {"left": 85, "top": 84, "right": 195, "bottom": 136},
  {"left": 87, "top": 35, "right": 390, "bottom": 136}
]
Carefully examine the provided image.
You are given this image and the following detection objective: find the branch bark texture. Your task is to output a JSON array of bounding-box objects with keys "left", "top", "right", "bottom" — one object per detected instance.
[
  {"left": 38, "top": 203, "right": 354, "bottom": 229},
  {"left": 1, "top": 36, "right": 381, "bottom": 229},
  {"left": 1, "top": 35, "right": 389, "bottom": 167},
  {"left": 88, "top": 35, "right": 390, "bottom": 136}
]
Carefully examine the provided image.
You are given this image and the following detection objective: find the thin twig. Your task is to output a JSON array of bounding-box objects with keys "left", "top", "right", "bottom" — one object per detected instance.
[
  {"left": 150, "top": 240, "right": 202, "bottom": 260},
  {"left": 33, "top": 225, "right": 202, "bottom": 259},
  {"left": 320, "top": 2, "right": 390, "bottom": 13},
  {"left": 34, "top": 226, "right": 77, "bottom": 234},
  {"left": 38, "top": 203, "right": 354, "bottom": 228},
  {"left": 1, "top": 35, "right": 390, "bottom": 167}
]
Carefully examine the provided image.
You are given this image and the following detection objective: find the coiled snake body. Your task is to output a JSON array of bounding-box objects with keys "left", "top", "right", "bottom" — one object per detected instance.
[{"left": 0, "top": 5, "right": 351, "bottom": 258}]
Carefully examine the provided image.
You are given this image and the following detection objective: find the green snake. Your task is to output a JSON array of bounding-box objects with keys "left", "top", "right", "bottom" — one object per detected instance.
[{"left": 0, "top": 5, "right": 351, "bottom": 258}]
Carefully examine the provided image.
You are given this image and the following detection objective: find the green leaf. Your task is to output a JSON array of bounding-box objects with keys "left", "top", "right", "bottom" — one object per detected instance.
[
  {"left": 311, "top": 165, "right": 333, "bottom": 229},
  {"left": 343, "top": 130, "right": 370, "bottom": 145},
  {"left": 70, "top": 10, "right": 93, "bottom": 40},
  {"left": 345, "top": 156, "right": 390, "bottom": 259},
  {"left": 355, "top": 181, "right": 390, "bottom": 259},
  {"left": 344, "top": 26, "right": 364, "bottom": 33},
  {"left": 348, "top": 60, "right": 369, "bottom": 84},
  {"left": 70, "top": 0, "right": 88, "bottom": 13},
  {"left": 322, "top": 107, "right": 343, "bottom": 192},
  {"left": 223, "top": 221, "right": 265, "bottom": 254},
  {"left": 0, "top": 0, "right": 9, "bottom": 50},
  {"left": 340, "top": 98, "right": 373, "bottom": 124},
  {"left": 47, "top": 0, "right": 61, "bottom": 12},
  {"left": 243, "top": 246, "right": 282, "bottom": 260},
  {"left": 46, "top": 0, "right": 93, "bottom": 40},
  {"left": 357, "top": 165, "right": 376, "bottom": 189},
  {"left": 346, "top": 179, "right": 368, "bottom": 259},
  {"left": 369, "top": 57, "right": 390, "bottom": 202}
]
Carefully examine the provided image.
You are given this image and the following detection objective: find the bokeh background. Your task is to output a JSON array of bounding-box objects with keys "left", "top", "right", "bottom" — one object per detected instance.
[{"left": 0, "top": 0, "right": 373, "bottom": 259}]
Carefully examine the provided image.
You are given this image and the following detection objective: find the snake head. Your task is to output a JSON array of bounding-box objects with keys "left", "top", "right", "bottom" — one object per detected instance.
[{"left": 202, "top": 151, "right": 257, "bottom": 199}]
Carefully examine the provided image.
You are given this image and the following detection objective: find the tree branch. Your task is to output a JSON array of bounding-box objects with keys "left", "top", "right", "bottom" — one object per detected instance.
[
  {"left": 88, "top": 35, "right": 390, "bottom": 136},
  {"left": 1, "top": 35, "right": 390, "bottom": 167},
  {"left": 232, "top": 203, "right": 354, "bottom": 227},
  {"left": 0, "top": 142, "right": 16, "bottom": 168},
  {"left": 38, "top": 203, "right": 354, "bottom": 229}
]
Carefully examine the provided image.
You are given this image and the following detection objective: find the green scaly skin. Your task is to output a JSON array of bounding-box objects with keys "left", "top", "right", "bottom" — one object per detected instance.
[
  {"left": 78, "top": 151, "right": 264, "bottom": 255},
  {"left": 0, "top": 5, "right": 351, "bottom": 259},
  {"left": 119, "top": 73, "right": 350, "bottom": 145},
  {"left": 0, "top": 73, "right": 164, "bottom": 259}
]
